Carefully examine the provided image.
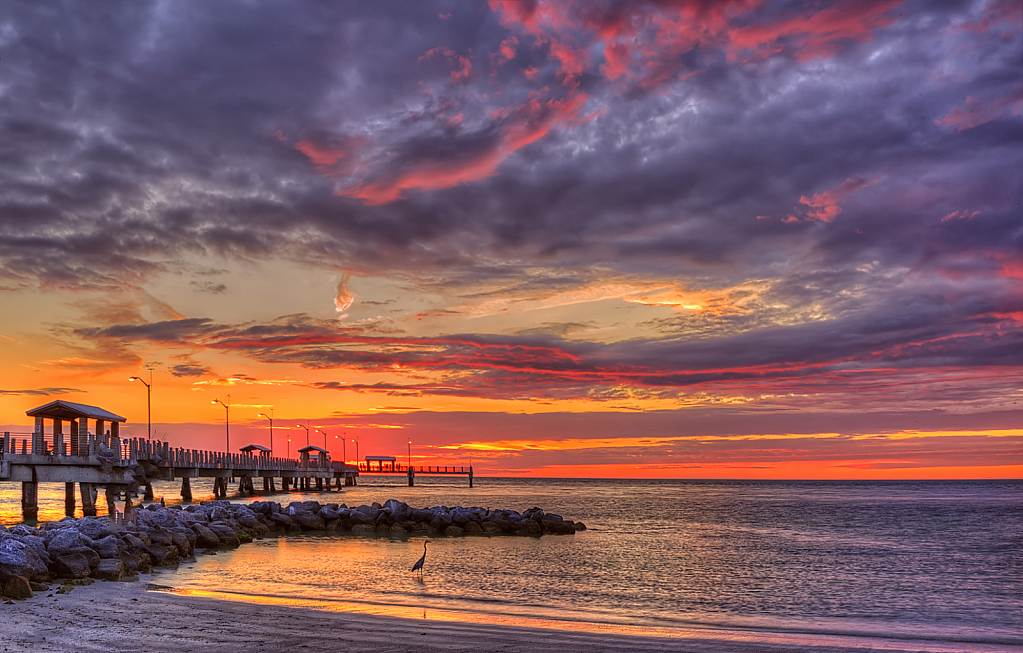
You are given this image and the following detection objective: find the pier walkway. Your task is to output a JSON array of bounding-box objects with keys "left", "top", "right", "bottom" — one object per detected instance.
[{"left": 1, "top": 401, "right": 475, "bottom": 522}]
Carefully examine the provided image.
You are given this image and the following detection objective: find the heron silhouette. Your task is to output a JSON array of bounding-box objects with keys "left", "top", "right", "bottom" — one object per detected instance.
[{"left": 411, "top": 540, "right": 430, "bottom": 578}]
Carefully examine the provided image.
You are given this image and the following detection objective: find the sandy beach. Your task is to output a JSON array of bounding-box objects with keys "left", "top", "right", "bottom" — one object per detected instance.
[{"left": 0, "top": 578, "right": 1009, "bottom": 653}]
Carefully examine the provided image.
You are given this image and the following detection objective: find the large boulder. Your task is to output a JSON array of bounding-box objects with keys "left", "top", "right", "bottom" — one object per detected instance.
[
  {"left": 294, "top": 512, "right": 326, "bottom": 530},
  {"left": 76, "top": 518, "right": 112, "bottom": 541},
  {"left": 46, "top": 529, "right": 94, "bottom": 557},
  {"left": 1, "top": 538, "right": 50, "bottom": 582},
  {"left": 95, "top": 559, "right": 125, "bottom": 582},
  {"left": 444, "top": 524, "right": 465, "bottom": 536},
  {"left": 0, "top": 547, "right": 29, "bottom": 580},
  {"left": 2, "top": 576, "right": 32, "bottom": 600},
  {"left": 383, "top": 500, "right": 412, "bottom": 522},
  {"left": 144, "top": 544, "right": 179, "bottom": 567},
  {"left": 207, "top": 523, "right": 241, "bottom": 548},
  {"left": 463, "top": 521, "right": 484, "bottom": 535},
  {"left": 92, "top": 535, "right": 122, "bottom": 559},
  {"left": 52, "top": 553, "right": 92, "bottom": 579}
]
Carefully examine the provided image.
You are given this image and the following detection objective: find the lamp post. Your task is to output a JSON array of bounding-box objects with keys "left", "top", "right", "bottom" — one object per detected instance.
[
  {"left": 287, "top": 437, "right": 291, "bottom": 458},
  {"left": 316, "top": 429, "right": 329, "bottom": 455},
  {"left": 211, "top": 395, "right": 230, "bottom": 451},
  {"left": 128, "top": 375, "right": 151, "bottom": 439},
  {"left": 407, "top": 439, "right": 411, "bottom": 471},
  {"left": 257, "top": 410, "right": 274, "bottom": 457},
  {"left": 296, "top": 423, "right": 309, "bottom": 447},
  {"left": 352, "top": 437, "right": 359, "bottom": 469},
  {"left": 333, "top": 434, "right": 345, "bottom": 465}
]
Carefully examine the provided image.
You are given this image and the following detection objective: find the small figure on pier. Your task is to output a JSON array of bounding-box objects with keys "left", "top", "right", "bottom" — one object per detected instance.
[{"left": 411, "top": 540, "right": 430, "bottom": 579}]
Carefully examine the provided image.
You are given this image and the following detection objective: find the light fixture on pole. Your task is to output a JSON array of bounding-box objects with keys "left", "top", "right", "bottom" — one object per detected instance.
[
  {"left": 333, "top": 434, "right": 345, "bottom": 465},
  {"left": 211, "top": 395, "right": 230, "bottom": 451},
  {"left": 407, "top": 439, "right": 411, "bottom": 470},
  {"left": 296, "top": 423, "right": 309, "bottom": 447},
  {"left": 352, "top": 437, "right": 359, "bottom": 468},
  {"left": 257, "top": 410, "right": 274, "bottom": 457},
  {"left": 128, "top": 375, "right": 152, "bottom": 440},
  {"left": 316, "top": 429, "right": 329, "bottom": 455}
]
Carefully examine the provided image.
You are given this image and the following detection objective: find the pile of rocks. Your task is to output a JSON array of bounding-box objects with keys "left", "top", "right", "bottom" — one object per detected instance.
[{"left": 0, "top": 499, "right": 585, "bottom": 599}]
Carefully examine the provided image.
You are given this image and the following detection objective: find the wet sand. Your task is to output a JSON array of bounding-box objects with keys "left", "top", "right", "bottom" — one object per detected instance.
[{"left": 2, "top": 580, "right": 1013, "bottom": 653}]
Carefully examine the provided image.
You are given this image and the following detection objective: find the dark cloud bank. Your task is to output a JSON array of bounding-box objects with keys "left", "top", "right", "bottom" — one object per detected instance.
[{"left": 2, "top": 0, "right": 1021, "bottom": 417}]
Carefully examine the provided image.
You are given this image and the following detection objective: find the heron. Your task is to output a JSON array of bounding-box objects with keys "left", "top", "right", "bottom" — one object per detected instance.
[{"left": 411, "top": 540, "right": 430, "bottom": 578}]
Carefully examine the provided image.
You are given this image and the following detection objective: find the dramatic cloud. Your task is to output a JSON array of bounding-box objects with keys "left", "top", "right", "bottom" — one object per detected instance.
[{"left": 0, "top": 0, "right": 1020, "bottom": 476}]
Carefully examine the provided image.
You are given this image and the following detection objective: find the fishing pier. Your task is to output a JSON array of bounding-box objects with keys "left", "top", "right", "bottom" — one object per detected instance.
[
  {"left": 357, "top": 455, "right": 474, "bottom": 488},
  {"left": 1, "top": 400, "right": 473, "bottom": 522}
]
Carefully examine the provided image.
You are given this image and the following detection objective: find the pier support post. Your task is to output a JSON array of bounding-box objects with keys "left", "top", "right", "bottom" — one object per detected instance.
[
  {"left": 80, "top": 482, "right": 96, "bottom": 516},
  {"left": 105, "top": 486, "right": 117, "bottom": 521},
  {"left": 263, "top": 477, "right": 270, "bottom": 492},
  {"left": 144, "top": 482, "right": 154, "bottom": 501},
  {"left": 269, "top": 478, "right": 276, "bottom": 492},
  {"left": 469, "top": 467, "right": 473, "bottom": 488},
  {"left": 316, "top": 478, "right": 323, "bottom": 491},
  {"left": 22, "top": 481, "right": 38, "bottom": 521},
  {"left": 181, "top": 478, "right": 192, "bottom": 502},
  {"left": 282, "top": 477, "right": 290, "bottom": 492},
  {"left": 65, "top": 482, "right": 76, "bottom": 516},
  {"left": 408, "top": 468, "right": 415, "bottom": 487}
]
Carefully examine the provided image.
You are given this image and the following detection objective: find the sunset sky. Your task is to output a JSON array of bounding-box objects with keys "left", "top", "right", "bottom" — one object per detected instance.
[{"left": 0, "top": 0, "right": 1020, "bottom": 478}]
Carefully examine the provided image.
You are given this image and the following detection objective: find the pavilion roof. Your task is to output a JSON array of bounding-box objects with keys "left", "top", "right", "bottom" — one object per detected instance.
[{"left": 26, "top": 400, "right": 127, "bottom": 423}]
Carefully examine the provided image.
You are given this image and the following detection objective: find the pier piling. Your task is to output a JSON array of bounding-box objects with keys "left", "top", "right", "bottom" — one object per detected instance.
[
  {"left": 65, "top": 481, "right": 76, "bottom": 516},
  {"left": 80, "top": 483, "right": 96, "bottom": 516},
  {"left": 21, "top": 480, "right": 38, "bottom": 521},
  {"left": 180, "top": 477, "right": 192, "bottom": 502}
]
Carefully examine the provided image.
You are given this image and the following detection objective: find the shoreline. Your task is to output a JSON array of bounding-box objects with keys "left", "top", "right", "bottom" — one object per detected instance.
[{"left": 2, "top": 580, "right": 1015, "bottom": 653}]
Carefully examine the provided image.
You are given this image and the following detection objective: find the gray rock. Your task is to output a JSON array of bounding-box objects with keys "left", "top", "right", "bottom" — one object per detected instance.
[
  {"left": 383, "top": 499, "right": 412, "bottom": 522},
  {"left": 92, "top": 535, "right": 122, "bottom": 559},
  {"left": 269, "top": 513, "right": 295, "bottom": 526},
  {"left": 444, "top": 524, "right": 465, "bottom": 536},
  {"left": 76, "top": 518, "right": 112, "bottom": 541},
  {"left": 95, "top": 559, "right": 124, "bottom": 581},
  {"left": 207, "top": 523, "right": 241, "bottom": 548},
  {"left": 191, "top": 524, "right": 221, "bottom": 549},
  {"left": 144, "top": 544, "right": 179, "bottom": 566},
  {"left": 53, "top": 553, "right": 91, "bottom": 579},
  {"left": 294, "top": 512, "right": 326, "bottom": 530},
  {"left": 0, "top": 547, "right": 29, "bottom": 580},
  {"left": 319, "top": 506, "right": 340, "bottom": 521},
  {"left": 350, "top": 524, "right": 375, "bottom": 534},
  {"left": 463, "top": 522, "right": 484, "bottom": 535}
]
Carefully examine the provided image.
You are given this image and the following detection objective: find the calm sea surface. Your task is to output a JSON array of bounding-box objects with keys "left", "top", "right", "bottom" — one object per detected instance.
[{"left": 2, "top": 477, "right": 1021, "bottom": 648}]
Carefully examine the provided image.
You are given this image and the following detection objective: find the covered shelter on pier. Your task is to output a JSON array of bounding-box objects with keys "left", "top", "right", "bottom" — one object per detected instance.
[
  {"left": 297, "top": 445, "right": 329, "bottom": 468},
  {"left": 26, "top": 400, "right": 126, "bottom": 456},
  {"left": 365, "top": 455, "right": 397, "bottom": 472},
  {"left": 240, "top": 444, "right": 271, "bottom": 457}
]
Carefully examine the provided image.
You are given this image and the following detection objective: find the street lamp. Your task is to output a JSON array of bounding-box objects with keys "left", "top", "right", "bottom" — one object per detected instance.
[
  {"left": 296, "top": 423, "right": 309, "bottom": 447},
  {"left": 407, "top": 439, "right": 411, "bottom": 470},
  {"left": 352, "top": 437, "right": 359, "bottom": 469},
  {"left": 212, "top": 396, "right": 230, "bottom": 451},
  {"left": 128, "top": 375, "right": 151, "bottom": 439},
  {"left": 257, "top": 410, "right": 274, "bottom": 456},
  {"left": 316, "top": 429, "right": 329, "bottom": 455},
  {"left": 333, "top": 434, "right": 345, "bottom": 465}
]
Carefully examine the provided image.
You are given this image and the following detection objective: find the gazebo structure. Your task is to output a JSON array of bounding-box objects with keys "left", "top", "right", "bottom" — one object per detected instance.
[
  {"left": 297, "top": 445, "right": 330, "bottom": 490},
  {"left": 26, "top": 400, "right": 126, "bottom": 457},
  {"left": 239, "top": 444, "right": 271, "bottom": 457}
]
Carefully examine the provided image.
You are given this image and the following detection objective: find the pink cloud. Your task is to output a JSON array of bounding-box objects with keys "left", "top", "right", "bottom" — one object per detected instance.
[
  {"left": 791, "top": 177, "right": 871, "bottom": 223},
  {"left": 340, "top": 91, "right": 590, "bottom": 204},
  {"left": 936, "top": 91, "right": 1023, "bottom": 132}
]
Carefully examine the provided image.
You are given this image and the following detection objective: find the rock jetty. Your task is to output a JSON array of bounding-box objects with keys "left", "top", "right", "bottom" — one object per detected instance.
[{"left": 0, "top": 499, "right": 585, "bottom": 599}]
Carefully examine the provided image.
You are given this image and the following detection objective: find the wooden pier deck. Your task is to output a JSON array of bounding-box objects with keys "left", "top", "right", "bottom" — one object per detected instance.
[
  {"left": 1, "top": 430, "right": 359, "bottom": 521},
  {"left": 356, "top": 456, "right": 474, "bottom": 487}
]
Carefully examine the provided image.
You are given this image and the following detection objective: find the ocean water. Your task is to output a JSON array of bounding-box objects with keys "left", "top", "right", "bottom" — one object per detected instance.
[{"left": 2, "top": 477, "right": 1021, "bottom": 649}]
